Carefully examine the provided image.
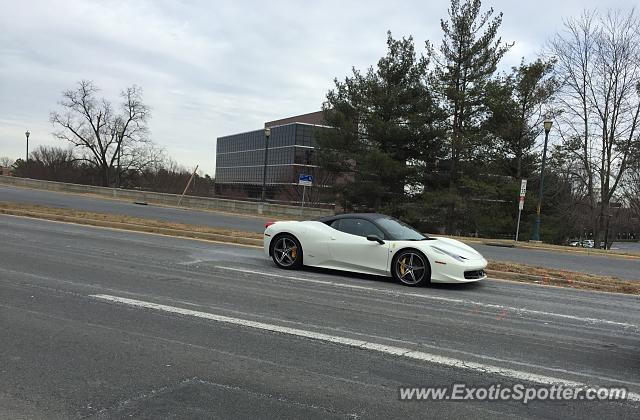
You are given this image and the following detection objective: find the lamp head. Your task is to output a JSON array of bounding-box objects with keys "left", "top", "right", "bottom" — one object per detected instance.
[{"left": 543, "top": 117, "right": 553, "bottom": 134}]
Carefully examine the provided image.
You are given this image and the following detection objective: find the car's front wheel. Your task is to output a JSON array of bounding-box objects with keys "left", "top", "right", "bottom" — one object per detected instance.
[
  {"left": 392, "top": 250, "right": 431, "bottom": 286},
  {"left": 271, "top": 234, "right": 303, "bottom": 269}
]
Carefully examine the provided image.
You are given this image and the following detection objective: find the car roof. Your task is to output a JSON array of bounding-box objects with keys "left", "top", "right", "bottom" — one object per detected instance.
[{"left": 316, "top": 213, "right": 388, "bottom": 224}]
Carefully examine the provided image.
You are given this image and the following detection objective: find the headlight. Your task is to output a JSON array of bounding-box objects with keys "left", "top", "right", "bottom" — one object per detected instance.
[{"left": 431, "top": 246, "right": 467, "bottom": 262}]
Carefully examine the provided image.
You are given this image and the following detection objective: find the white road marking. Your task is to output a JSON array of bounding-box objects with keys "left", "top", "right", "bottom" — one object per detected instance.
[
  {"left": 91, "top": 293, "right": 640, "bottom": 401},
  {"left": 216, "top": 266, "right": 639, "bottom": 330}
]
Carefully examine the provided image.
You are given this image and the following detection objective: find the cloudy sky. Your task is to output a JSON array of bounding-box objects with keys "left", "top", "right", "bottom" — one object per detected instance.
[{"left": 0, "top": 0, "right": 634, "bottom": 175}]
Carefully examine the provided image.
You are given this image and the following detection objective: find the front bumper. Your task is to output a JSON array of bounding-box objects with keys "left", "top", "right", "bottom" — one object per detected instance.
[{"left": 430, "top": 258, "right": 488, "bottom": 283}]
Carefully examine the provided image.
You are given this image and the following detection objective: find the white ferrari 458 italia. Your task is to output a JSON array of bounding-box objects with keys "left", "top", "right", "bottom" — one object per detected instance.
[{"left": 264, "top": 213, "right": 487, "bottom": 286}]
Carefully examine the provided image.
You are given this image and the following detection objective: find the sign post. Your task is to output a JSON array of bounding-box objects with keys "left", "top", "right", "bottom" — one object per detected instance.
[
  {"left": 298, "top": 174, "right": 313, "bottom": 208},
  {"left": 515, "top": 179, "right": 527, "bottom": 242}
]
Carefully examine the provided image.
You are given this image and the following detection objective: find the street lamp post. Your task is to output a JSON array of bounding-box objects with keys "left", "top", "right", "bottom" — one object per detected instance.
[
  {"left": 25, "top": 130, "right": 30, "bottom": 164},
  {"left": 117, "top": 145, "right": 121, "bottom": 188},
  {"left": 531, "top": 116, "right": 553, "bottom": 242},
  {"left": 117, "top": 130, "right": 123, "bottom": 188},
  {"left": 261, "top": 127, "right": 271, "bottom": 202}
]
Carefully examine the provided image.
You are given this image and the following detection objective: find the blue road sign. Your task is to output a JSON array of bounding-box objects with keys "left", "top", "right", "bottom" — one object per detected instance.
[{"left": 298, "top": 174, "right": 313, "bottom": 186}]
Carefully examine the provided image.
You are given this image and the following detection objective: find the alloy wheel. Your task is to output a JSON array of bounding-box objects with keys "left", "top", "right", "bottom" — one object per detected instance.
[
  {"left": 273, "top": 236, "right": 299, "bottom": 267},
  {"left": 395, "top": 251, "right": 427, "bottom": 285}
]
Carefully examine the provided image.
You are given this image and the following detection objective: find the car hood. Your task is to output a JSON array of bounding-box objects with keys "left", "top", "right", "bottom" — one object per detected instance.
[{"left": 419, "top": 237, "right": 485, "bottom": 261}]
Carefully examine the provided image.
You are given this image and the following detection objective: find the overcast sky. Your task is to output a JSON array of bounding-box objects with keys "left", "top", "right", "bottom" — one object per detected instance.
[{"left": 0, "top": 0, "right": 635, "bottom": 175}]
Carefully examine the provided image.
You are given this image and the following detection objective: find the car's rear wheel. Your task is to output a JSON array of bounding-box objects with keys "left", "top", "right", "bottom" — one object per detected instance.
[
  {"left": 271, "top": 234, "right": 303, "bottom": 269},
  {"left": 392, "top": 250, "right": 430, "bottom": 286}
]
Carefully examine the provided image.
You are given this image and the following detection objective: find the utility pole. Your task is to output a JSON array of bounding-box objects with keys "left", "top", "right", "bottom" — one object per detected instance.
[{"left": 178, "top": 165, "right": 199, "bottom": 206}]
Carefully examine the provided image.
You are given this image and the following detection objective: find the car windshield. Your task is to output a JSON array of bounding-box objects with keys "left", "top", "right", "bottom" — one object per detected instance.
[{"left": 375, "top": 217, "right": 428, "bottom": 241}]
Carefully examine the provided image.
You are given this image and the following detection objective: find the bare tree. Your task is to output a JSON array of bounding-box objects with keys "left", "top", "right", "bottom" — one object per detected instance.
[
  {"left": 50, "top": 80, "right": 153, "bottom": 186},
  {"left": 550, "top": 9, "right": 640, "bottom": 247},
  {"left": 0, "top": 157, "right": 14, "bottom": 167},
  {"left": 30, "top": 145, "right": 75, "bottom": 167},
  {"left": 622, "top": 164, "right": 640, "bottom": 220},
  {"left": 28, "top": 145, "right": 77, "bottom": 181}
]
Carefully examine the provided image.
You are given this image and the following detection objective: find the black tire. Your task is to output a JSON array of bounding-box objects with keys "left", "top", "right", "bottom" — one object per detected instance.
[
  {"left": 270, "top": 234, "right": 303, "bottom": 270},
  {"left": 392, "top": 249, "right": 431, "bottom": 286}
]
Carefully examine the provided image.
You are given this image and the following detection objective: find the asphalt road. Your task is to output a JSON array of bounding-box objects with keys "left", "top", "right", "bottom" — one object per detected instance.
[
  {"left": 1, "top": 215, "right": 639, "bottom": 419},
  {"left": 1, "top": 184, "right": 639, "bottom": 280},
  {"left": 0, "top": 184, "right": 268, "bottom": 232}
]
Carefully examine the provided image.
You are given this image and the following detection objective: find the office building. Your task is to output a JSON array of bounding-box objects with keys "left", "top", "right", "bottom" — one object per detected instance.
[{"left": 215, "top": 112, "right": 329, "bottom": 202}]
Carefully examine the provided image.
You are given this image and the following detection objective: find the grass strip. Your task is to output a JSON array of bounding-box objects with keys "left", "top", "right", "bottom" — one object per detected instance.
[{"left": 487, "top": 262, "right": 640, "bottom": 295}]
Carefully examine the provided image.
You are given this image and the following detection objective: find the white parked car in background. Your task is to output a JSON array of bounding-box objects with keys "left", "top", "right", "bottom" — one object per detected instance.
[
  {"left": 568, "top": 239, "right": 594, "bottom": 248},
  {"left": 264, "top": 213, "right": 487, "bottom": 286}
]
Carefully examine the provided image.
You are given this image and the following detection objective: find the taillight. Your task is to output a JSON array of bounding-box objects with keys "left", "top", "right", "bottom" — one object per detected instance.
[{"left": 265, "top": 221, "right": 276, "bottom": 228}]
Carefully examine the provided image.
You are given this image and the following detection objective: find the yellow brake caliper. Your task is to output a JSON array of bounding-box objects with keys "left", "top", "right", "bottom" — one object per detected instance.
[
  {"left": 291, "top": 247, "right": 297, "bottom": 259},
  {"left": 400, "top": 257, "right": 406, "bottom": 275}
]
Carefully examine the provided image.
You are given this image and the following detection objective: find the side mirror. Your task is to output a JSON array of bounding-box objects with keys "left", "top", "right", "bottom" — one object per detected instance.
[{"left": 366, "top": 234, "right": 385, "bottom": 245}]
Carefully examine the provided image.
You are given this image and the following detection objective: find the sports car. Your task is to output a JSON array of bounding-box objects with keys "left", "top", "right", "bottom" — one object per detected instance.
[{"left": 263, "top": 213, "right": 487, "bottom": 286}]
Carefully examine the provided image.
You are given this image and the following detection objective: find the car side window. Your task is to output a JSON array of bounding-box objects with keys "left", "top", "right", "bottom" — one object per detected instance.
[{"left": 331, "top": 218, "right": 384, "bottom": 238}]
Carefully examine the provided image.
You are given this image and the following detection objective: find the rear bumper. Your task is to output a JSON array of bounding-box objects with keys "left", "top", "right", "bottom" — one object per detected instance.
[{"left": 263, "top": 234, "right": 272, "bottom": 258}]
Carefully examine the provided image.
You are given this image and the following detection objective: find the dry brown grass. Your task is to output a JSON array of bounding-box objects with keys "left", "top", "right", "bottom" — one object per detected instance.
[
  {"left": 487, "top": 261, "right": 640, "bottom": 295},
  {"left": 0, "top": 202, "right": 262, "bottom": 246}
]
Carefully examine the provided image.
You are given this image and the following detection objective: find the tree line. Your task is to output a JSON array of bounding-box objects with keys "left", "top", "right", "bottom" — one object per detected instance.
[
  {"left": 317, "top": 0, "right": 640, "bottom": 246},
  {"left": 6, "top": 146, "right": 215, "bottom": 197}
]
